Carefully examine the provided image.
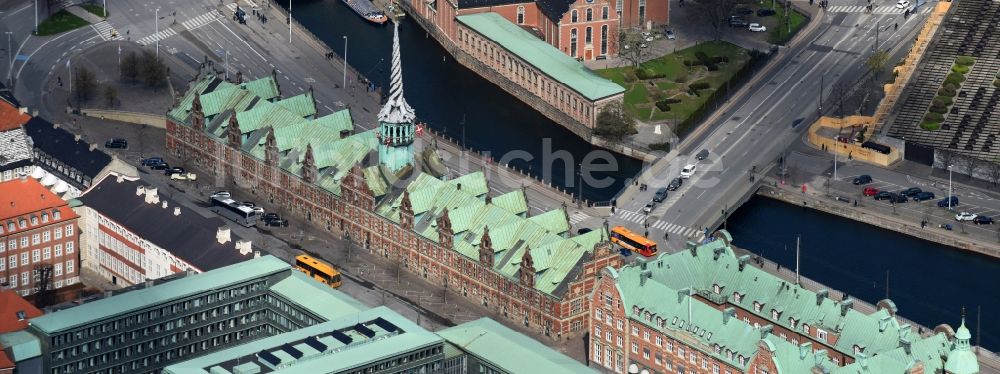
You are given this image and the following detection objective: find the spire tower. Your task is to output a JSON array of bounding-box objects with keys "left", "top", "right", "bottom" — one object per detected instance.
[{"left": 377, "top": 21, "right": 417, "bottom": 173}]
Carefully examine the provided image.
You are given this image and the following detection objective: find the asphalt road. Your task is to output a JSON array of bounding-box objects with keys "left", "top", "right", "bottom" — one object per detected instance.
[{"left": 600, "top": 0, "right": 936, "bottom": 253}]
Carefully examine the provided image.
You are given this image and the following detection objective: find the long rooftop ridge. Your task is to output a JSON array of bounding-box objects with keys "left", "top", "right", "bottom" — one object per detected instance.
[{"left": 377, "top": 21, "right": 416, "bottom": 124}]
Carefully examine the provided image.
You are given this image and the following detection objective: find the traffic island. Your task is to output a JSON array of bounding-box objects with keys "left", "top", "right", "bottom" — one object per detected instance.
[{"left": 35, "top": 9, "right": 90, "bottom": 36}]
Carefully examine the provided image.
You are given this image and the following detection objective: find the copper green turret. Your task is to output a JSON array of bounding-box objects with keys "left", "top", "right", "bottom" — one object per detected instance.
[
  {"left": 945, "top": 313, "right": 980, "bottom": 374},
  {"left": 377, "top": 21, "right": 416, "bottom": 173}
]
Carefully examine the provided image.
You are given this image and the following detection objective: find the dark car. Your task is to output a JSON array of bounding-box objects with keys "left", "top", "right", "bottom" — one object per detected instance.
[
  {"left": 912, "top": 191, "right": 935, "bottom": 201},
  {"left": 150, "top": 162, "right": 170, "bottom": 171},
  {"left": 105, "top": 139, "right": 128, "bottom": 149},
  {"left": 733, "top": 7, "right": 753, "bottom": 15},
  {"left": 900, "top": 187, "right": 922, "bottom": 197},
  {"left": 667, "top": 177, "right": 683, "bottom": 191},
  {"left": 891, "top": 193, "right": 908, "bottom": 203},
  {"left": 653, "top": 188, "right": 668, "bottom": 202},
  {"left": 729, "top": 16, "right": 749, "bottom": 27},
  {"left": 937, "top": 196, "right": 959, "bottom": 207},
  {"left": 874, "top": 191, "right": 893, "bottom": 200},
  {"left": 973, "top": 216, "right": 994, "bottom": 225},
  {"left": 756, "top": 8, "right": 777, "bottom": 16},
  {"left": 141, "top": 157, "right": 164, "bottom": 166},
  {"left": 577, "top": 228, "right": 593, "bottom": 235},
  {"left": 263, "top": 213, "right": 280, "bottom": 221},
  {"left": 164, "top": 167, "right": 185, "bottom": 176},
  {"left": 696, "top": 149, "right": 710, "bottom": 160},
  {"left": 264, "top": 217, "right": 289, "bottom": 227},
  {"left": 852, "top": 175, "right": 872, "bottom": 185}
]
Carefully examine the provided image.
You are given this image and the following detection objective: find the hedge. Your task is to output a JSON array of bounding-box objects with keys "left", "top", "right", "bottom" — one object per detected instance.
[
  {"left": 952, "top": 65, "right": 970, "bottom": 74},
  {"left": 939, "top": 86, "right": 957, "bottom": 97},
  {"left": 929, "top": 105, "right": 948, "bottom": 114},
  {"left": 924, "top": 112, "right": 944, "bottom": 122},
  {"left": 636, "top": 68, "right": 665, "bottom": 80},
  {"left": 655, "top": 100, "right": 672, "bottom": 111},
  {"left": 650, "top": 142, "right": 671, "bottom": 151},
  {"left": 955, "top": 56, "right": 975, "bottom": 66},
  {"left": 945, "top": 72, "right": 966, "bottom": 85},
  {"left": 934, "top": 95, "right": 953, "bottom": 106},
  {"left": 689, "top": 81, "right": 711, "bottom": 91},
  {"left": 920, "top": 121, "right": 941, "bottom": 130},
  {"left": 675, "top": 49, "right": 772, "bottom": 138}
]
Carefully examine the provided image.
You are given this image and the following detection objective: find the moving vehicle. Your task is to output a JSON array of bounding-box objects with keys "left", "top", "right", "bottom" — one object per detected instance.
[
  {"left": 696, "top": 149, "right": 709, "bottom": 160},
  {"left": 680, "top": 164, "right": 697, "bottom": 178},
  {"left": 141, "top": 157, "right": 164, "bottom": 166},
  {"left": 896, "top": 0, "right": 910, "bottom": 8},
  {"left": 610, "top": 226, "right": 657, "bottom": 257},
  {"left": 955, "top": 212, "right": 978, "bottom": 222},
  {"left": 210, "top": 196, "right": 258, "bottom": 227},
  {"left": 912, "top": 191, "right": 935, "bottom": 201},
  {"left": 643, "top": 202, "right": 656, "bottom": 214},
  {"left": 899, "top": 187, "right": 922, "bottom": 197},
  {"left": 937, "top": 196, "right": 959, "bottom": 207},
  {"left": 748, "top": 23, "right": 767, "bottom": 32},
  {"left": 104, "top": 139, "right": 128, "bottom": 149},
  {"left": 756, "top": 8, "right": 776, "bottom": 16},
  {"left": 862, "top": 187, "right": 879, "bottom": 196},
  {"left": 852, "top": 175, "right": 872, "bottom": 185},
  {"left": 667, "top": 177, "right": 683, "bottom": 191},
  {"left": 973, "top": 216, "right": 994, "bottom": 225},
  {"left": 294, "top": 254, "right": 342, "bottom": 288},
  {"left": 653, "top": 188, "right": 668, "bottom": 202},
  {"left": 169, "top": 172, "right": 197, "bottom": 181}
]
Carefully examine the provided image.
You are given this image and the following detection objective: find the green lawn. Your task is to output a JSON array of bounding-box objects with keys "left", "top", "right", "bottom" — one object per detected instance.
[
  {"left": 598, "top": 41, "right": 748, "bottom": 123},
  {"left": 36, "top": 10, "right": 90, "bottom": 36},
  {"left": 81, "top": 4, "right": 108, "bottom": 18},
  {"left": 767, "top": 1, "right": 808, "bottom": 44}
]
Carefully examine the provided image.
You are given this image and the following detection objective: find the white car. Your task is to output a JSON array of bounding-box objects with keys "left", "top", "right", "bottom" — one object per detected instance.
[
  {"left": 748, "top": 23, "right": 767, "bottom": 32},
  {"left": 680, "top": 164, "right": 697, "bottom": 179},
  {"left": 252, "top": 207, "right": 265, "bottom": 215},
  {"left": 170, "top": 172, "right": 197, "bottom": 181},
  {"left": 212, "top": 191, "right": 231, "bottom": 199},
  {"left": 895, "top": 0, "right": 910, "bottom": 8},
  {"left": 955, "top": 212, "right": 977, "bottom": 221}
]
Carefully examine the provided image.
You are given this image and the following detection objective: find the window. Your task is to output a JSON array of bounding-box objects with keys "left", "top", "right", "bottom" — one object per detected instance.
[
  {"left": 643, "top": 348, "right": 650, "bottom": 360},
  {"left": 656, "top": 336, "right": 663, "bottom": 346},
  {"left": 6, "top": 223, "right": 12, "bottom": 231},
  {"left": 19, "top": 237, "right": 26, "bottom": 247},
  {"left": 9, "top": 275, "right": 15, "bottom": 288},
  {"left": 854, "top": 345, "right": 862, "bottom": 355},
  {"left": 632, "top": 326, "right": 639, "bottom": 336},
  {"left": 66, "top": 225, "right": 74, "bottom": 236},
  {"left": 616, "top": 319, "right": 623, "bottom": 330},
  {"left": 602, "top": 6, "right": 609, "bottom": 19},
  {"left": 43, "top": 231, "right": 50, "bottom": 242},
  {"left": 631, "top": 342, "right": 638, "bottom": 354},
  {"left": 638, "top": 0, "right": 646, "bottom": 24},
  {"left": 0, "top": 257, "right": 4, "bottom": 271},
  {"left": 54, "top": 244, "right": 62, "bottom": 257},
  {"left": 593, "top": 342, "right": 602, "bottom": 363},
  {"left": 714, "top": 364, "right": 720, "bottom": 374},
  {"left": 667, "top": 340, "right": 673, "bottom": 353},
  {"left": 596, "top": 325, "right": 602, "bottom": 337},
  {"left": 31, "top": 234, "right": 39, "bottom": 245},
  {"left": 586, "top": 8, "right": 593, "bottom": 21},
  {"left": 18, "top": 220, "right": 26, "bottom": 229},
  {"left": 30, "top": 217, "right": 37, "bottom": 225},
  {"left": 733, "top": 293, "right": 742, "bottom": 303},
  {"left": 596, "top": 309, "right": 603, "bottom": 320},
  {"left": 20, "top": 272, "right": 27, "bottom": 287},
  {"left": 0, "top": 241, "right": 4, "bottom": 253},
  {"left": 66, "top": 242, "right": 74, "bottom": 253},
  {"left": 643, "top": 330, "right": 649, "bottom": 341},
  {"left": 817, "top": 329, "right": 828, "bottom": 341},
  {"left": 517, "top": 6, "right": 524, "bottom": 24},
  {"left": 585, "top": 26, "right": 592, "bottom": 44},
  {"left": 570, "top": 28, "right": 578, "bottom": 57},
  {"left": 20, "top": 253, "right": 27, "bottom": 266},
  {"left": 606, "top": 331, "right": 612, "bottom": 342},
  {"left": 8, "top": 255, "right": 15, "bottom": 268},
  {"left": 753, "top": 302, "right": 762, "bottom": 312},
  {"left": 6, "top": 240, "right": 12, "bottom": 250},
  {"left": 41, "top": 213, "right": 48, "bottom": 223},
  {"left": 54, "top": 228, "right": 62, "bottom": 240},
  {"left": 32, "top": 249, "right": 40, "bottom": 263},
  {"left": 689, "top": 352, "right": 696, "bottom": 364},
  {"left": 571, "top": 9, "right": 578, "bottom": 22},
  {"left": 54, "top": 263, "right": 63, "bottom": 276},
  {"left": 772, "top": 310, "right": 779, "bottom": 319},
  {"left": 616, "top": 335, "right": 622, "bottom": 347},
  {"left": 803, "top": 324, "right": 810, "bottom": 334},
  {"left": 43, "top": 247, "right": 50, "bottom": 260},
  {"left": 54, "top": 210, "right": 61, "bottom": 220}
]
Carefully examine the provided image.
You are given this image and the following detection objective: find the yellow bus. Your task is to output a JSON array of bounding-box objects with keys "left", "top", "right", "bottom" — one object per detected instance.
[{"left": 294, "top": 254, "right": 343, "bottom": 288}]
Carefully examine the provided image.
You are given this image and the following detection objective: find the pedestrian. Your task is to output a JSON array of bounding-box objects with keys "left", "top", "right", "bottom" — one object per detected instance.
[
  {"left": 853, "top": 200, "right": 857, "bottom": 207},
  {"left": 894, "top": 23, "right": 898, "bottom": 30},
  {"left": 777, "top": 264, "right": 781, "bottom": 271}
]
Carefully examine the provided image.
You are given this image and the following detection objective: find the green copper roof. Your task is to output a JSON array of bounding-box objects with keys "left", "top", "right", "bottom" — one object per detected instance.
[
  {"left": 243, "top": 75, "right": 280, "bottom": 100},
  {"left": 276, "top": 92, "right": 318, "bottom": 118},
  {"left": 456, "top": 13, "right": 625, "bottom": 101},
  {"left": 363, "top": 166, "right": 390, "bottom": 197},
  {"left": 528, "top": 209, "right": 569, "bottom": 233},
  {"left": 491, "top": 189, "right": 528, "bottom": 215},
  {"left": 0, "top": 331, "right": 41, "bottom": 361},
  {"left": 437, "top": 318, "right": 597, "bottom": 374},
  {"left": 30, "top": 256, "right": 290, "bottom": 334},
  {"left": 268, "top": 271, "right": 367, "bottom": 321}
]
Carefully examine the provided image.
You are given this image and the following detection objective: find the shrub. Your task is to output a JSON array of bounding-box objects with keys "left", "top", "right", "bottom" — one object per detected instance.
[
  {"left": 945, "top": 72, "right": 966, "bottom": 85},
  {"left": 713, "top": 56, "right": 729, "bottom": 64},
  {"left": 655, "top": 100, "right": 672, "bottom": 111},
  {"left": 951, "top": 65, "right": 970, "bottom": 74},
  {"left": 934, "top": 95, "right": 953, "bottom": 106},
  {"left": 924, "top": 112, "right": 944, "bottom": 122},
  {"left": 623, "top": 70, "right": 638, "bottom": 83},
  {"left": 955, "top": 56, "right": 975, "bottom": 66},
  {"left": 939, "top": 86, "right": 957, "bottom": 97},
  {"left": 928, "top": 105, "right": 948, "bottom": 114},
  {"left": 636, "top": 68, "right": 665, "bottom": 80},
  {"left": 689, "top": 81, "right": 711, "bottom": 91},
  {"left": 994, "top": 79, "right": 1000, "bottom": 88},
  {"left": 920, "top": 121, "right": 941, "bottom": 130},
  {"left": 675, "top": 73, "right": 689, "bottom": 83},
  {"left": 695, "top": 51, "right": 710, "bottom": 64},
  {"left": 706, "top": 64, "right": 720, "bottom": 71},
  {"left": 683, "top": 60, "right": 694, "bottom": 67},
  {"left": 662, "top": 97, "right": 683, "bottom": 104}
]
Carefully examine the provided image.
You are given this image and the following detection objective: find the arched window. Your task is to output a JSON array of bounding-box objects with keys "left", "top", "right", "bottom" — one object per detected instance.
[
  {"left": 585, "top": 27, "right": 592, "bottom": 44},
  {"left": 600, "top": 25, "right": 608, "bottom": 55},
  {"left": 602, "top": 6, "right": 609, "bottom": 19},
  {"left": 571, "top": 10, "right": 578, "bottom": 23},
  {"left": 517, "top": 6, "right": 525, "bottom": 24},
  {"left": 586, "top": 8, "right": 593, "bottom": 21},
  {"left": 570, "top": 28, "right": 578, "bottom": 57}
]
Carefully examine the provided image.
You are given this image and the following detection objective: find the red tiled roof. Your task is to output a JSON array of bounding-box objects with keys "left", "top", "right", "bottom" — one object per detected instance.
[
  {"left": 0, "top": 100, "right": 29, "bottom": 132},
  {"left": 0, "top": 178, "right": 78, "bottom": 223},
  {"left": 0, "top": 351, "right": 13, "bottom": 369},
  {"left": 0, "top": 290, "right": 42, "bottom": 334}
]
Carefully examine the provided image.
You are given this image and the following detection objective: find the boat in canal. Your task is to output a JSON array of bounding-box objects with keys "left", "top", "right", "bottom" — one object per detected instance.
[{"left": 342, "top": 0, "right": 389, "bottom": 24}]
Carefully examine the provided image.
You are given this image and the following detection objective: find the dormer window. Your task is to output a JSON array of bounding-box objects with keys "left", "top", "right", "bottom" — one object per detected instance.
[
  {"left": 41, "top": 213, "right": 48, "bottom": 223},
  {"left": 803, "top": 324, "right": 810, "bottom": 334},
  {"left": 633, "top": 306, "right": 641, "bottom": 315},
  {"left": 753, "top": 302, "right": 762, "bottom": 312},
  {"left": 713, "top": 284, "right": 721, "bottom": 294},
  {"left": 30, "top": 217, "right": 37, "bottom": 225},
  {"left": 645, "top": 312, "right": 652, "bottom": 322},
  {"left": 53, "top": 210, "right": 61, "bottom": 220},
  {"left": 789, "top": 318, "right": 798, "bottom": 328},
  {"left": 853, "top": 345, "right": 862, "bottom": 355},
  {"left": 771, "top": 310, "right": 780, "bottom": 320},
  {"left": 18, "top": 219, "right": 26, "bottom": 229},
  {"left": 732, "top": 292, "right": 742, "bottom": 303},
  {"left": 15, "top": 311, "right": 25, "bottom": 321},
  {"left": 671, "top": 317, "right": 677, "bottom": 325}
]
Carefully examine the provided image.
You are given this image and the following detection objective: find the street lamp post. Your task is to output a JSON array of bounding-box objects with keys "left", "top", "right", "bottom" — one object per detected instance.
[
  {"left": 154, "top": 8, "right": 160, "bottom": 58},
  {"left": 104, "top": 0, "right": 107, "bottom": 17},
  {"left": 577, "top": 163, "right": 584, "bottom": 209},
  {"left": 224, "top": 50, "right": 229, "bottom": 80},
  {"left": 288, "top": 0, "right": 292, "bottom": 44},
  {"left": 5, "top": 32, "right": 12, "bottom": 82},
  {"left": 948, "top": 165, "right": 953, "bottom": 210},
  {"left": 34, "top": 0, "right": 38, "bottom": 34},
  {"left": 342, "top": 35, "right": 348, "bottom": 89}
]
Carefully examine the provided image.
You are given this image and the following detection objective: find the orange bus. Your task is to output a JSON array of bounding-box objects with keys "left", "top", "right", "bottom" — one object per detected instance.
[
  {"left": 294, "top": 254, "right": 343, "bottom": 288},
  {"left": 610, "top": 226, "right": 658, "bottom": 257}
]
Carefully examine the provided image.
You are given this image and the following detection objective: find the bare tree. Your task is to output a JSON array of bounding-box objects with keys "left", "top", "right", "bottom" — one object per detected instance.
[
  {"left": 33, "top": 263, "right": 55, "bottom": 308},
  {"left": 698, "top": 0, "right": 737, "bottom": 41},
  {"left": 72, "top": 66, "right": 97, "bottom": 107},
  {"left": 104, "top": 85, "right": 118, "bottom": 107},
  {"left": 938, "top": 148, "right": 957, "bottom": 169},
  {"left": 957, "top": 155, "right": 982, "bottom": 180},
  {"left": 139, "top": 51, "right": 168, "bottom": 90},
  {"left": 987, "top": 162, "right": 1000, "bottom": 186},
  {"left": 121, "top": 51, "right": 140, "bottom": 84},
  {"left": 618, "top": 28, "right": 650, "bottom": 68}
]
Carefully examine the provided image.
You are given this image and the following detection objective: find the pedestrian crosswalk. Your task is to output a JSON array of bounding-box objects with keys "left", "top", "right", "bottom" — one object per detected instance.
[
  {"left": 91, "top": 21, "right": 123, "bottom": 41},
  {"left": 826, "top": 5, "right": 931, "bottom": 13},
  {"left": 225, "top": 3, "right": 239, "bottom": 12},
  {"left": 613, "top": 210, "right": 703, "bottom": 238},
  {"left": 569, "top": 212, "right": 589, "bottom": 225},
  {"left": 180, "top": 12, "right": 222, "bottom": 31},
  {"left": 136, "top": 28, "right": 177, "bottom": 46}
]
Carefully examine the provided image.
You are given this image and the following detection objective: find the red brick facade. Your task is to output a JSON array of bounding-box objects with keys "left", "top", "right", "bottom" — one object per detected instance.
[{"left": 166, "top": 119, "right": 623, "bottom": 339}]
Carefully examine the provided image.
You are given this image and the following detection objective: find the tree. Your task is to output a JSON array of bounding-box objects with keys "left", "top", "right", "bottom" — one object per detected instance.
[
  {"left": 72, "top": 66, "right": 97, "bottom": 106},
  {"left": 866, "top": 49, "right": 890, "bottom": 80},
  {"left": 956, "top": 154, "right": 982, "bottom": 180},
  {"left": 121, "top": 51, "right": 140, "bottom": 84},
  {"left": 103, "top": 85, "right": 118, "bottom": 107},
  {"left": 595, "top": 101, "right": 637, "bottom": 141},
  {"left": 938, "top": 148, "right": 956, "bottom": 169},
  {"left": 986, "top": 162, "right": 1000, "bottom": 186},
  {"left": 139, "top": 51, "right": 167, "bottom": 90},
  {"left": 33, "top": 263, "right": 55, "bottom": 308},
  {"left": 618, "top": 28, "right": 649, "bottom": 68},
  {"left": 697, "top": 0, "right": 737, "bottom": 41}
]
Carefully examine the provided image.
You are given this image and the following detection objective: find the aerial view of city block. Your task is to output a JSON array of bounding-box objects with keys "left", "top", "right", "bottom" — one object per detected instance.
[{"left": 0, "top": 0, "right": 995, "bottom": 372}]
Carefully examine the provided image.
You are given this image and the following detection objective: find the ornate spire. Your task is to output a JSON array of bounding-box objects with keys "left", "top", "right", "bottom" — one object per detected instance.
[
  {"left": 519, "top": 247, "right": 536, "bottom": 288},
  {"left": 377, "top": 22, "right": 416, "bottom": 124},
  {"left": 227, "top": 115, "right": 242, "bottom": 149},
  {"left": 302, "top": 144, "right": 317, "bottom": 183},
  {"left": 479, "top": 226, "right": 493, "bottom": 267},
  {"left": 265, "top": 128, "right": 279, "bottom": 166}
]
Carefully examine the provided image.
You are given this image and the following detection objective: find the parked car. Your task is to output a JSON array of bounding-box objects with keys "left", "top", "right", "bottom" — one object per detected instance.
[
  {"left": 643, "top": 202, "right": 656, "bottom": 214},
  {"left": 667, "top": 177, "right": 683, "bottom": 191},
  {"left": 729, "top": 16, "right": 749, "bottom": 27},
  {"left": 912, "top": 191, "right": 935, "bottom": 201},
  {"left": 680, "top": 164, "right": 697, "bottom": 178},
  {"left": 937, "top": 196, "right": 959, "bottom": 207},
  {"left": 164, "top": 167, "right": 185, "bottom": 176},
  {"left": 150, "top": 162, "right": 170, "bottom": 171},
  {"left": 862, "top": 187, "right": 879, "bottom": 196},
  {"left": 653, "top": 188, "right": 668, "bottom": 202},
  {"left": 252, "top": 207, "right": 265, "bottom": 215},
  {"left": 733, "top": 6, "right": 753, "bottom": 15},
  {"left": 104, "top": 139, "right": 128, "bottom": 149},
  {"left": 141, "top": 157, "right": 164, "bottom": 166},
  {"left": 891, "top": 193, "right": 908, "bottom": 203},
  {"left": 852, "top": 175, "right": 872, "bottom": 185},
  {"left": 169, "top": 172, "right": 197, "bottom": 181},
  {"left": 874, "top": 191, "right": 893, "bottom": 200},
  {"left": 895, "top": 0, "right": 910, "bottom": 8},
  {"left": 241, "top": 201, "right": 256, "bottom": 208},
  {"left": 212, "top": 191, "right": 231, "bottom": 199},
  {"left": 899, "top": 187, "right": 922, "bottom": 197},
  {"left": 748, "top": 23, "right": 767, "bottom": 32},
  {"left": 263, "top": 217, "right": 289, "bottom": 227},
  {"left": 955, "top": 212, "right": 978, "bottom": 222},
  {"left": 696, "top": 149, "right": 709, "bottom": 160},
  {"left": 973, "top": 216, "right": 994, "bottom": 225},
  {"left": 665, "top": 30, "right": 676, "bottom": 40},
  {"left": 577, "top": 228, "right": 593, "bottom": 235},
  {"left": 756, "top": 8, "right": 777, "bottom": 16}
]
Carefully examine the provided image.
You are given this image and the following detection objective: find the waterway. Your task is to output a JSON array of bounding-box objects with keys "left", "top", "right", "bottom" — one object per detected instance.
[
  {"left": 283, "top": 0, "right": 643, "bottom": 201},
  {"left": 727, "top": 196, "right": 1000, "bottom": 351}
]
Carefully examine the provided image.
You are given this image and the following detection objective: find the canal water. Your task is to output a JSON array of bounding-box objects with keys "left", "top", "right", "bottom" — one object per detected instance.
[
  {"left": 283, "top": 0, "right": 643, "bottom": 201},
  {"left": 727, "top": 196, "right": 1000, "bottom": 351}
]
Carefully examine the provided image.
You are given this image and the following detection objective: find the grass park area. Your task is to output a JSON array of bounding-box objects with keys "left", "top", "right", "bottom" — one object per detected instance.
[
  {"left": 81, "top": 4, "right": 108, "bottom": 18},
  {"left": 35, "top": 10, "right": 90, "bottom": 36},
  {"left": 765, "top": 1, "right": 808, "bottom": 44},
  {"left": 598, "top": 41, "right": 749, "bottom": 123}
]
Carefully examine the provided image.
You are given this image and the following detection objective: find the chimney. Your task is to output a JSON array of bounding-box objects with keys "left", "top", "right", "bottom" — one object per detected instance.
[
  {"left": 639, "top": 269, "right": 652, "bottom": 286},
  {"left": 738, "top": 255, "right": 750, "bottom": 271},
  {"left": 116, "top": 174, "right": 125, "bottom": 183},
  {"left": 713, "top": 246, "right": 726, "bottom": 260},
  {"left": 17, "top": 107, "right": 27, "bottom": 114},
  {"left": 760, "top": 324, "right": 773, "bottom": 339},
  {"left": 236, "top": 240, "right": 252, "bottom": 255},
  {"left": 144, "top": 187, "right": 159, "bottom": 204},
  {"left": 799, "top": 342, "right": 813, "bottom": 360},
  {"left": 136, "top": 186, "right": 145, "bottom": 196},
  {"left": 217, "top": 227, "right": 232, "bottom": 244},
  {"left": 89, "top": 143, "right": 97, "bottom": 151},
  {"left": 816, "top": 289, "right": 829, "bottom": 306},
  {"left": 813, "top": 349, "right": 828, "bottom": 367},
  {"left": 456, "top": 183, "right": 462, "bottom": 191},
  {"left": 145, "top": 280, "right": 154, "bottom": 288},
  {"left": 254, "top": 250, "right": 261, "bottom": 258},
  {"left": 686, "top": 241, "right": 697, "bottom": 256},
  {"left": 841, "top": 300, "right": 854, "bottom": 316},
  {"left": 161, "top": 201, "right": 168, "bottom": 209},
  {"left": 722, "top": 307, "right": 735, "bottom": 325},
  {"left": 878, "top": 315, "right": 892, "bottom": 332},
  {"left": 74, "top": 134, "right": 81, "bottom": 142},
  {"left": 174, "top": 207, "right": 181, "bottom": 216},
  {"left": 899, "top": 336, "right": 912, "bottom": 354}
]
